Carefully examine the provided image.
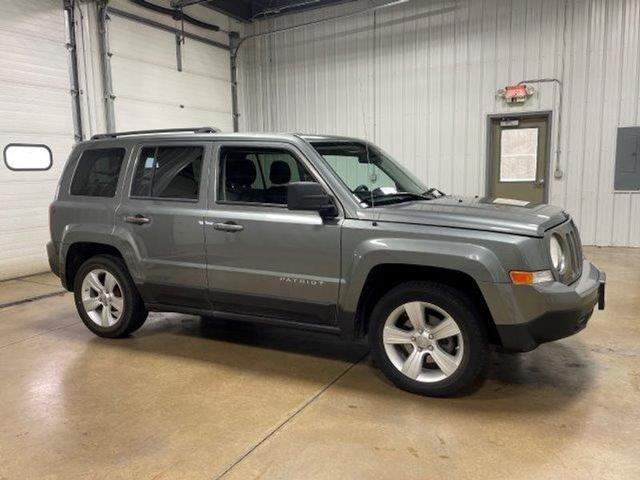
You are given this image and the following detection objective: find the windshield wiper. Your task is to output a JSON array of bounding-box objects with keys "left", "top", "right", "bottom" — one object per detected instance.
[
  {"left": 366, "top": 192, "right": 431, "bottom": 205},
  {"left": 422, "top": 187, "right": 445, "bottom": 198}
]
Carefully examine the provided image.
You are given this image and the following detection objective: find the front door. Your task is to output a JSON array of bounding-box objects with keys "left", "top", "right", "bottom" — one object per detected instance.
[
  {"left": 204, "top": 142, "right": 342, "bottom": 326},
  {"left": 116, "top": 142, "right": 210, "bottom": 309},
  {"left": 488, "top": 115, "right": 550, "bottom": 203}
]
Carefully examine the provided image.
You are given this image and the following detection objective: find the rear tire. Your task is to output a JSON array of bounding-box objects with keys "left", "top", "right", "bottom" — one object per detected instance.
[
  {"left": 73, "top": 255, "right": 148, "bottom": 338},
  {"left": 369, "top": 281, "right": 489, "bottom": 397}
]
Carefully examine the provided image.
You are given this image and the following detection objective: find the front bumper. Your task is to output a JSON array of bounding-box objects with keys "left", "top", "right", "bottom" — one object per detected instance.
[{"left": 493, "top": 260, "right": 605, "bottom": 352}]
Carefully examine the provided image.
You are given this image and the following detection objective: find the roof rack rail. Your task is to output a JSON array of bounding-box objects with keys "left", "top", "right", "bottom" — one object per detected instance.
[{"left": 90, "top": 127, "right": 220, "bottom": 140}]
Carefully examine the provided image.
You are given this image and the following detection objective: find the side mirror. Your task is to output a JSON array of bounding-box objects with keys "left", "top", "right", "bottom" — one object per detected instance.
[{"left": 287, "top": 182, "right": 338, "bottom": 218}]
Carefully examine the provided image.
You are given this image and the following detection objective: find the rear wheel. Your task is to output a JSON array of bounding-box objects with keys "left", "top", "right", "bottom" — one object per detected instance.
[
  {"left": 73, "top": 255, "right": 148, "bottom": 338},
  {"left": 370, "top": 281, "right": 488, "bottom": 397}
]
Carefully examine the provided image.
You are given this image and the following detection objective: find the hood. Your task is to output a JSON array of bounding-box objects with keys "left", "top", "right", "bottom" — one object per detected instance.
[{"left": 359, "top": 196, "right": 569, "bottom": 237}]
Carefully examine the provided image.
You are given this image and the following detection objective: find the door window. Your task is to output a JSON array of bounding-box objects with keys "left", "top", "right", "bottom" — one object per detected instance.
[
  {"left": 70, "top": 148, "right": 126, "bottom": 197},
  {"left": 218, "top": 147, "right": 314, "bottom": 205},
  {"left": 499, "top": 128, "right": 539, "bottom": 182},
  {"left": 131, "top": 146, "right": 203, "bottom": 200}
]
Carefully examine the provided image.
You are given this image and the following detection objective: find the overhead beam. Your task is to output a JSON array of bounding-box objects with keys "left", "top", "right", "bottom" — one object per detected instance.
[{"left": 198, "top": 0, "right": 253, "bottom": 23}]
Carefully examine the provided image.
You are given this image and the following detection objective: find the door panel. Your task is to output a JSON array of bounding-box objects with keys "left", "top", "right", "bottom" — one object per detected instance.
[
  {"left": 488, "top": 115, "right": 549, "bottom": 203},
  {"left": 115, "top": 144, "right": 210, "bottom": 309},
  {"left": 204, "top": 207, "right": 341, "bottom": 324},
  {"left": 205, "top": 143, "right": 342, "bottom": 325}
]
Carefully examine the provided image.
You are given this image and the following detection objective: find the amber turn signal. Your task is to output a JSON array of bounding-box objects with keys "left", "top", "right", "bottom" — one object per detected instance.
[{"left": 509, "top": 270, "right": 554, "bottom": 285}]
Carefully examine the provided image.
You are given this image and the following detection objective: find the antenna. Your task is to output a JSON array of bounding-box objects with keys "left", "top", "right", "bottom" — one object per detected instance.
[
  {"left": 364, "top": 142, "right": 375, "bottom": 207},
  {"left": 354, "top": 57, "right": 375, "bottom": 207}
]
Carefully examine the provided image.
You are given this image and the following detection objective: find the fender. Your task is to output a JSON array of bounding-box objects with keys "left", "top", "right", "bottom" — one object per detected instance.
[
  {"left": 337, "top": 236, "right": 509, "bottom": 338},
  {"left": 60, "top": 225, "right": 144, "bottom": 287}
]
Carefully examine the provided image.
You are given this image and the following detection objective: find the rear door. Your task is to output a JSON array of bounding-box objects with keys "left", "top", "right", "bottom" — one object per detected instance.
[
  {"left": 204, "top": 142, "right": 342, "bottom": 326},
  {"left": 116, "top": 142, "right": 211, "bottom": 309}
]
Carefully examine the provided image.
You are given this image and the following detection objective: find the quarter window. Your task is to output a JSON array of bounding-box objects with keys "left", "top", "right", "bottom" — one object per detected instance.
[
  {"left": 218, "top": 147, "right": 314, "bottom": 205},
  {"left": 70, "top": 148, "right": 125, "bottom": 197},
  {"left": 131, "top": 146, "right": 203, "bottom": 200}
]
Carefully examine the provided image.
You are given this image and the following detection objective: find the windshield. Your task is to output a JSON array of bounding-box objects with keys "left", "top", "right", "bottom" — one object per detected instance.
[{"left": 311, "top": 141, "right": 434, "bottom": 206}]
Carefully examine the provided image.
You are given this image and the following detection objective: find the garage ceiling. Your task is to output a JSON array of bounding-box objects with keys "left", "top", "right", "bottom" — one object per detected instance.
[{"left": 197, "top": 0, "right": 355, "bottom": 22}]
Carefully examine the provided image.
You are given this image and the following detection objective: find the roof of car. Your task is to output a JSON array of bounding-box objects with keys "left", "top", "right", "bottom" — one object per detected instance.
[{"left": 84, "top": 128, "right": 363, "bottom": 145}]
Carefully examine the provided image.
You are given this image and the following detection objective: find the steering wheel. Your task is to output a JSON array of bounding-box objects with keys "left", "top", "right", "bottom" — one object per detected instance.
[{"left": 353, "top": 184, "right": 370, "bottom": 193}]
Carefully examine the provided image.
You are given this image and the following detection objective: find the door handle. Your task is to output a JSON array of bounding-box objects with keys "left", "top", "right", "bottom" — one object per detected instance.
[
  {"left": 212, "top": 221, "right": 244, "bottom": 232},
  {"left": 125, "top": 214, "right": 150, "bottom": 225}
]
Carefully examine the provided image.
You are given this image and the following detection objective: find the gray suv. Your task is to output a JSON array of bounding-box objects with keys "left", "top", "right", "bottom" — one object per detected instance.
[{"left": 48, "top": 127, "right": 606, "bottom": 397}]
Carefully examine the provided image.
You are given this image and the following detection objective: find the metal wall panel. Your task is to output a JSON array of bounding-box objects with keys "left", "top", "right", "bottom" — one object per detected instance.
[
  {"left": 0, "top": 0, "right": 75, "bottom": 280},
  {"left": 238, "top": 0, "right": 640, "bottom": 246}
]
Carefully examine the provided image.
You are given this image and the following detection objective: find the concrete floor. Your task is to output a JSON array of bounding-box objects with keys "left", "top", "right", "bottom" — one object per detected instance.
[{"left": 0, "top": 247, "right": 638, "bottom": 479}]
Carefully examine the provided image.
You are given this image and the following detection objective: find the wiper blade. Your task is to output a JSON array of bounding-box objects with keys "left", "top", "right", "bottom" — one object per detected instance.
[
  {"left": 368, "top": 192, "right": 431, "bottom": 205},
  {"left": 391, "top": 192, "right": 431, "bottom": 200},
  {"left": 422, "top": 187, "right": 445, "bottom": 198}
]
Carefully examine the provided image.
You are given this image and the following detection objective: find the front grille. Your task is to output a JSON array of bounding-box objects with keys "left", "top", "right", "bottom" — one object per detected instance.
[{"left": 553, "top": 220, "right": 583, "bottom": 284}]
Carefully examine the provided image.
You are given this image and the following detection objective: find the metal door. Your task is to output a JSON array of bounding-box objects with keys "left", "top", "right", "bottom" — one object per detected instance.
[{"left": 488, "top": 115, "right": 550, "bottom": 203}]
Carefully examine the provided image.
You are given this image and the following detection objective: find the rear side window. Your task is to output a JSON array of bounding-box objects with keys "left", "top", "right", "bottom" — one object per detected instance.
[
  {"left": 131, "top": 146, "right": 203, "bottom": 200},
  {"left": 70, "top": 148, "right": 125, "bottom": 197}
]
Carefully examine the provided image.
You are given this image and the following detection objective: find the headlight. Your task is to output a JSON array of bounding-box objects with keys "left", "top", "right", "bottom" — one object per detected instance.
[{"left": 549, "top": 235, "right": 566, "bottom": 273}]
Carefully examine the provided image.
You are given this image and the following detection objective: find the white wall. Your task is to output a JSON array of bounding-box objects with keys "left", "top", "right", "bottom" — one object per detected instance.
[
  {"left": 0, "top": 0, "right": 75, "bottom": 280},
  {"left": 238, "top": 0, "right": 640, "bottom": 247}
]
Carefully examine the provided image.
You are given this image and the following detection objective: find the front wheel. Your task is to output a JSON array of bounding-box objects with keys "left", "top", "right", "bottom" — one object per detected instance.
[
  {"left": 73, "top": 255, "right": 148, "bottom": 338},
  {"left": 369, "top": 281, "right": 489, "bottom": 397}
]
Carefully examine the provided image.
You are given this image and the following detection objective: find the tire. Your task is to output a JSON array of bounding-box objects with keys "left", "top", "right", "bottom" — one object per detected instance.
[
  {"left": 369, "top": 281, "right": 488, "bottom": 397},
  {"left": 73, "top": 254, "right": 148, "bottom": 338}
]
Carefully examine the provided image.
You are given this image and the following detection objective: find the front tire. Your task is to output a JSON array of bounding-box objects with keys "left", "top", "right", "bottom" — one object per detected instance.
[
  {"left": 73, "top": 255, "right": 148, "bottom": 338},
  {"left": 369, "top": 281, "right": 488, "bottom": 397}
]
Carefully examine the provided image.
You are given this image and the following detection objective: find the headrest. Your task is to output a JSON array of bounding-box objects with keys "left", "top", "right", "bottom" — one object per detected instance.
[
  {"left": 226, "top": 156, "right": 256, "bottom": 187},
  {"left": 269, "top": 160, "right": 291, "bottom": 185}
]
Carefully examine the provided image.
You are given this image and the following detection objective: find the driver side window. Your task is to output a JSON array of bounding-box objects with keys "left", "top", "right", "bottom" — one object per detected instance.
[{"left": 218, "top": 147, "right": 314, "bottom": 205}]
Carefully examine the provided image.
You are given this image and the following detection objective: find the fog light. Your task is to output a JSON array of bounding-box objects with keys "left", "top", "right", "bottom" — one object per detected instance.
[{"left": 509, "top": 270, "right": 554, "bottom": 285}]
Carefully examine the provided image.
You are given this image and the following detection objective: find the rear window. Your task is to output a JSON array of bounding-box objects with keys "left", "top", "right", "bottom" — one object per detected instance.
[
  {"left": 70, "top": 148, "right": 125, "bottom": 197},
  {"left": 131, "top": 146, "right": 203, "bottom": 200}
]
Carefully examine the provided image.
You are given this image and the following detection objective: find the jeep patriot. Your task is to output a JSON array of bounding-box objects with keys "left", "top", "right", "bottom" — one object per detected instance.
[{"left": 48, "top": 127, "right": 606, "bottom": 396}]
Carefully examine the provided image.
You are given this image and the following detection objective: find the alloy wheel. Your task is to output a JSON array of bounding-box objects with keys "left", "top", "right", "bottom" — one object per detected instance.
[
  {"left": 382, "top": 301, "right": 464, "bottom": 383},
  {"left": 80, "top": 269, "right": 124, "bottom": 327}
]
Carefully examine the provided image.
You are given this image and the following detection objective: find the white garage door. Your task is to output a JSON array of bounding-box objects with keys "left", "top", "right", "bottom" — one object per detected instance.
[
  {"left": 108, "top": 14, "right": 233, "bottom": 132},
  {"left": 0, "top": 0, "right": 75, "bottom": 280}
]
